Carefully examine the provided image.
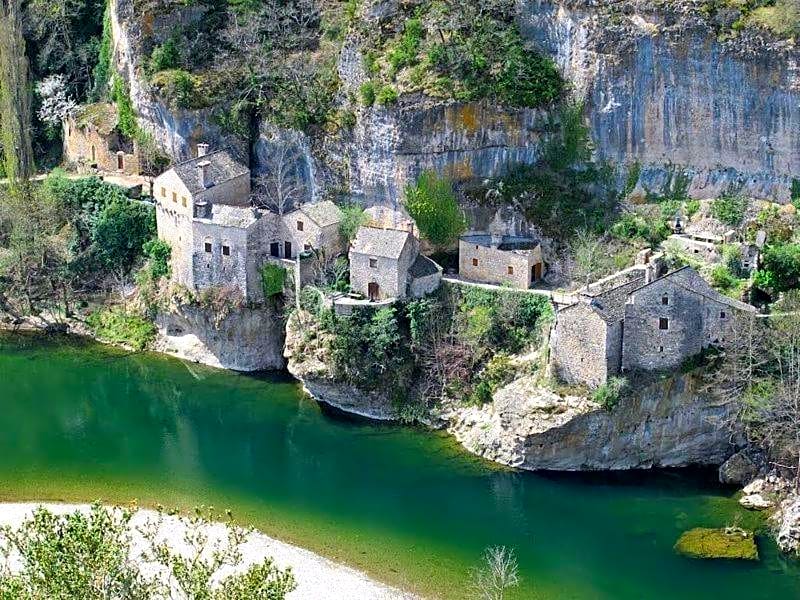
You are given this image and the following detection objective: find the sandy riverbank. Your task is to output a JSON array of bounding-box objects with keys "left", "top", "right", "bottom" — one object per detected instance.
[{"left": 0, "top": 503, "right": 419, "bottom": 600}]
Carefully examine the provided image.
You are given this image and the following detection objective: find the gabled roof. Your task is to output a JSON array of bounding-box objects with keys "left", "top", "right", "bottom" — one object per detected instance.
[
  {"left": 409, "top": 254, "right": 440, "bottom": 278},
  {"left": 630, "top": 266, "right": 756, "bottom": 312},
  {"left": 350, "top": 226, "right": 413, "bottom": 259},
  {"left": 297, "top": 200, "right": 343, "bottom": 228},
  {"left": 171, "top": 150, "right": 249, "bottom": 196},
  {"left": 199, "top": 204, "right": 259, "bottom": 229}
]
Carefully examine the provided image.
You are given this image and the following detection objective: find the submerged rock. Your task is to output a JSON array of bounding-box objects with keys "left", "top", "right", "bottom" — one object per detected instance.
[{"left": 674, "top": 528, "right": 759, "bottom": 561}]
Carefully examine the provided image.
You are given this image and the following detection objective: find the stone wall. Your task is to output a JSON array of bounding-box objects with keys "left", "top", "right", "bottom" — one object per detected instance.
[
  {"left": 191, "top": 220, "right": 250, "bottom": 299},
  {"left": 155, "top": 304, "right": 285, "bottom": 371},
  {"left": 458, "top": 240, "right": 540, "bottom": 288},
  {"left": 63, "top": 119, "right": 140, "bottom": 175},
  {"left": 550, "top": 303, "right": 609, "bottom": 387}
]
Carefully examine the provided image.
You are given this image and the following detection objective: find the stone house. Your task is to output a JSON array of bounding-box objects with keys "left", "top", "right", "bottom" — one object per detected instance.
[
  {"left": 349, "top": 226, "right": 441, "bottom": 301},
  {"left": 551, "top": 266, "right": 756, "bottom": 387},
  {"left": 667, "top": 232, "right": 723, "bottom": 263},
  {"left": 279, "top": 200, "right": 345, "bottom": 259},
  {"left": 458, "top": 234, "right": 545, "bottom": 288},
  {"left": 63, "top": 103, "right": 141, "bottom": 175}
]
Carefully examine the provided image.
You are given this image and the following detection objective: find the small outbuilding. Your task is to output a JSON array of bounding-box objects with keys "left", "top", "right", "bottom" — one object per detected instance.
[
  {"left": 282, "top": 200, "right": 345, "bottom": 259},
  {"left": 459, "top": 234, "right": 545, "bottom": 289},
  {"left": 63, "top": 103, "right": 142, "bottom": 175}
]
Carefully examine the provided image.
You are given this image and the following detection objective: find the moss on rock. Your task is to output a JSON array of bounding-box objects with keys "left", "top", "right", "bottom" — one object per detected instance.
[{"left": 674, "top": 527, "right": 759, "bottom": 561}]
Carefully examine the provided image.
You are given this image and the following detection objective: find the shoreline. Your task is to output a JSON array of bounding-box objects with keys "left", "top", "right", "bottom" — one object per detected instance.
[{"left": 0, "top": 502, "right": 419, "bottom": 600}]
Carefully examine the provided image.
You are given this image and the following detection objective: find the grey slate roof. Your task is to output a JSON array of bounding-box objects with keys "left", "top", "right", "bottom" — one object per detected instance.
[
  {"left": 203, "top": 204, "right": 259, "bottom": 229},
  {"left": 461, "top": 234, "right": 540, "bottom": 254},
  {"left": 298, "top": 200, "right": 343, "bottom": 228},
  {"left": 410, "top": 254, "right": 440, "bottom": 278},
  {"left": 351, "top": 226, "right": 412, "bottom": 259},
  {"left": 587, "top": 276, "right": 648, "bottom": 323},
  {"left": 172, "top": 150, "right": 249, "bottom": 196},
  {"left": 631, "top": 266, "right": 756, "bottom": 312}
]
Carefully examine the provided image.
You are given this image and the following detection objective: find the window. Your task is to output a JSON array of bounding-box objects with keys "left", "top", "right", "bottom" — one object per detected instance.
[
  {"left": 181, "top": 196, "right": 187, "bottom": 207},
  {"left": 304, "top": 244, "right": 312, "bottom": 251},
  {"left": 204, "top": 242, "right": 212, "bottom": 253},
  {"left": 659, "top": 318, "right": 669, "bottom": 330},
  {"left": 507, "top": 266, "right": 514, "bottom": 275},
  {"left": 661, "top": 295, "right": 669, "bottom": 306},
  {"left": 472, "top": 258, "right": 478, "bottom": 267},
  {"left": 161, "top": 187, "right": 166, "bottom": 197},
  {"left": 172, "top": 191, "right": 177, "bottom": 203},
  {"left": 720, "top": 310, "right": 726, "bottom": 319},
  {"left": 297, "top": 220, "right": 304, "bottom": 231},
  {"left": 659, "top": 346, "right": 664, "bottom": 352},
  {"left": 369, "top": 258, "right": 378, "bottom": 268},
  {"left": 222, "top": 245, "right": 230, "bottom": 256}
]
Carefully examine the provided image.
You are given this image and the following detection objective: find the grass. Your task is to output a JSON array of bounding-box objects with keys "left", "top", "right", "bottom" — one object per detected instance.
[
  {"left": 674, "top": 527, "right": 758, "bottom": 561},
  {"left": 86, "top": 307, "right": 156, "bottom": 351}
]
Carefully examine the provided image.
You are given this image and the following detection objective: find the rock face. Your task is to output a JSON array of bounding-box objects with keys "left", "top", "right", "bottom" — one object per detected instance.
[
  {"left": 776, "top": 493, "right": 800, "bottom": 555},
  {"left": 155, "top": 304, "right": 285, "bottom": 372},
  {"left": 522, "top": 0, "right": 800, "bottom": 201},
  {"left": 719, "top": 450, "right": 761, "bottom": 486},
  {"left": 450, "top": 371, "right": 735, "bottom": 470}
]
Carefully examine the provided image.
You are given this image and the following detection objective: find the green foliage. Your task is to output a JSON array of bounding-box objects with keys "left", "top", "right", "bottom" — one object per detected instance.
[
  {"left": 91, "top": 1, "right": 113, "bottom": 100},
  {"left": 87, "top": 306, "right": 156, "bottom": 350},
  {"left": 147, "top": 36, "right": 181, "bottom": 76},
  {"left": 623, "top": 161, "right": 641, "bottom": 197},
  {"left": 792, "top": 178, "right": 800, "bottom": 205},
  {"left": 387, "top": 17, "right": 424, "bottom": 76},
  {"left": 150, "top": 69, "right": 199, "bottom": 110},
  {"left": 299, "top": 286, "right": 323, "bottom": 314},
  {"left": 359, "top": 81, "right": 377, "bottom": 105},
  {"left": 711, "top": 194, "right": 747, "bottom": 226},
  {"left": 111, "top": 75, "right": 138, "bottom": 139},
  {"left": 754, "top": 242, "right": 800, "bottom": 294},
  {"left": 470, "top": 353, "right": 514, "bottom": 404},
  {"left": 404, "top": 171, "right": 466, "bottom": 248},
  {"left": 345, "top": 0, "right": 360, "bottom": 22},
  {"left": 262, "top": 59, "right": 341, "bottom": 131},
  {"left": 710, "top": 264, "right": 738, "bottom": 291},
  {"left": 338, "top": 204, "right": 369, "bottom": 241},
  {"left": 142, "top": 239, "right": 171, "bottom": 280},
  {"left": 91, "top": 199, "right": 156, "bottom": 275},
  {"left": 748, "top": 0, "right": 800, "bottom": 38},
  {"left": 610, "top": 212, "right": 671, "bottom": 246},
  {"left": 592, "top": 376, "right": 628, "bottom": 410},
  {"left": 376, "top": 85, "right": 399, "bottom": 105},
  {"left": 685, "top": 199, "right": 701, "bottom": 218},
  {"left": 260, "top": 263, "right": 287, "bottom": 297}
]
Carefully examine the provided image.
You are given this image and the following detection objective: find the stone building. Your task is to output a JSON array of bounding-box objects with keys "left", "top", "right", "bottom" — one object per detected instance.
[
  {"left": 551, "top": 266, "right": 756, "bottom": 387},
  {"left": 458, "top": 234, "right": 545, "bottom": 288},
  {"left": 280, "top": 200, "right": 345, "bottom": 259},
  {"left": 63, "top": 103, "right": 141, "bottom": 175},
  {"left": 667, "top": 231, "right": 723, "bottom": 263},
  {"left": 349, "top": 226, "right": 441, "bottom": 301}
]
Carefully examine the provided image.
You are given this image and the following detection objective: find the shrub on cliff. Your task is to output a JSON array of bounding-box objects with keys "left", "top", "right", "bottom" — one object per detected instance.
[
  {"left": 404, "top": 171, "right": 467, "bottom": 249},
  {"left": 711, "top": 194, "right": 747, "bottom": 227},
  {"left": 592, "top": 376, "right": 628, "bottom": 410},
  {"left": 86, "top": 306, "right": 156, "bottom": 351}
]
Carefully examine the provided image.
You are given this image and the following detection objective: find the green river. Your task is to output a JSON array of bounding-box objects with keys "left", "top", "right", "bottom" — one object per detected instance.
[{"left": 1, "top": 333, "right": 799, "bottom": 599}]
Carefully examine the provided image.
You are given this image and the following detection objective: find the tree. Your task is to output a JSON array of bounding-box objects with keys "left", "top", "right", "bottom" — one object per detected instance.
[
  {"left": 754, "top": 243, "right": 800, "bottom": 295},
  {"left": 715, "top": 293, "right": 800, "bottom": 490},
  {"left": 35, "top": 74, "right": 77, "bottom": 132},
  {"left": 338, "top": 204, "right": 368, "bottom": 242},
  {"left": 91, "top": 198, "right": 155, "bottom": 285},
  {"left": 403, "top": 170, "right": 466, "bottom": 249},
  {"left": 469, "top": 546, "right": 520, "bottom": 600},
  {"left": 253, "top": 141, "right": 309, "bottom": 215},
  {"left": 0, "top": 0, "right": 35, "bottom": 183},
  {"left": 570, "top": 230, "right": 606, "bottom": 290}
]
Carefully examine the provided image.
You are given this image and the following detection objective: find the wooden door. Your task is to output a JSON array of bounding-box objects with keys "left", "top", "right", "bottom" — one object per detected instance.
[
  {"left": 117, "top": 153, "right": 124, "bottom": 171},
  {"left": 284, "top": 241, "right": 292, "bottom": 258},
  {"left": 532, "top": 262, "right": 543, "bottom": 282},
  {"left": 368, "top": 282, "right": 380, "bottom": 302}
]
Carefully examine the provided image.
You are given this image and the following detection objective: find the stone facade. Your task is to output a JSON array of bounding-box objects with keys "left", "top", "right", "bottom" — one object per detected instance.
[
  {"left": 668, "top": 233, "right": 722, "bottom": 264},
  {"left": 622, "top": 268, "right": 755, "bottom": 372},
  {"left": 458, "top": 235, "right": 545, "bottom": 289},
  {"left": 552, "top": 267, "right": 756, "bottom": 387},
  {"left": 63, "top": 103, "right": 141, "bottom": 175},
  {"left": 281, "top": 201, "right": 345, "bottom": 259},
  {"left": 349, "top": 227, "right": 418, "bottom": 301}
]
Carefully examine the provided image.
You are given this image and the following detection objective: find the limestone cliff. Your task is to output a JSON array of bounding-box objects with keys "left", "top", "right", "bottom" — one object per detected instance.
[{"left": 108, "top": 0, "right": 799, "bottom": 203}]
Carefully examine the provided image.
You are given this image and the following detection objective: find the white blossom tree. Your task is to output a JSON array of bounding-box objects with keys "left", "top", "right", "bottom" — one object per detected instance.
[{"left": 35, "top": 74, "right": 77, "bottom": 130}]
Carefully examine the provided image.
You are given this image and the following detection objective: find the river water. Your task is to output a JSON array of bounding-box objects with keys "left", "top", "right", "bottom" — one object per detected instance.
[{"left": 1, "top": 333, "right": 798, "bottom": 599}]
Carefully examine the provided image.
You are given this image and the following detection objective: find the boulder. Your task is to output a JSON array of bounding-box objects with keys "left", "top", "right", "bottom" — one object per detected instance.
[
  {"left": 674, "top": 527, "right": 759, "bottom": 561},
  {"left": 775, "top": 494, "right": 800, "bottom": 555},
  {"left": 739, "top": 493, "right": 773, "bottom": 510},
  {"left": 719, "top": 451, "right": 760, "bottom": 486}
]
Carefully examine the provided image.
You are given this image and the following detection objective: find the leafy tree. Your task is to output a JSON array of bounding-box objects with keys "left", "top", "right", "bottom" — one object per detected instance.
[
  {"left": 91, "top": 199, "right": 155, "bottom": 278},
  {"left": 111, "top": 75, "right": 138, "bottom": 138},
  {"left": 338, "top": 204, "right": 368, "bottom": 241},
  {"left": 404, "top": 170, "right": 466, "bottom": 249},
  {"left": 142, "top": 239, "right": 171, "bottom": 280},
  {"left": 754, "top": 243, "right": 800, "bottom": 295}
]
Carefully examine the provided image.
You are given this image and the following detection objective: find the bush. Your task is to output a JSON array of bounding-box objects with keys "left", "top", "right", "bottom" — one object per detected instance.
[
  {"left": 359, "top": 81, "right": 376, "bottom": 105},
  {"left": 91, "top": 199, "right": 156, "bottom": 276},
  {"left": 754, "top": 242, "right": 800, "bottom": 294},
  {"left": 339, "top": 204, "right": 369, "bottom": 241},
  {"left": 711, "top": 195, "right": 747, "bottom": 227},
  {"left": 387, "top": 16, "right": 424, "bottom": 75},
  {"left": 151, "top": 69, "right": 198, "bottom": 109},
  {"left": 592, "top": 376, "right": 627, "bottom": 410},
  {"left": 142, "top": 239, "right": 171, "bottom": 280},
  {"left": 376, "top": 85, "right": 399, "bottom": 105},
  {"left": 685, "top": 199, "right": 701, "bottom": 218},
  {"left": 260, "top": 263, "right": 287, "bottom": 297},
  {"left": 86, "top": 307, "right": 156, "bottom": 350},
  {"left": 111, "top": 75, "right": 138, "bottom": 138},
  {"left": 470, "top": 353, "right": 514, "bottom": 404},
  {"left": 147, "top": 36, "right": 181, "bottom": 76},
  {"left": 404, "top": 171, "right": 466, "bottom": 248},
  {"left": 710, "top": 264, "right": 738, "bottom": 291}
]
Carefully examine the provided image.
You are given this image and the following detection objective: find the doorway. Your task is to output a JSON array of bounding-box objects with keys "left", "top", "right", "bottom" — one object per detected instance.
[
  {"left": 270, "top": 242, "right": 280, "bottom": 257},
  {"left": 284, "top": 241, "right": 292, "bottom": 258},
  {"left": 368, "top": 282, "right": 380, "bottom": 302},
  {"left": 532, "top": 262, "right": 543, "bottom": 283},
  {"left": 117, "top": 153, "right": 124, "bottom": 171}
]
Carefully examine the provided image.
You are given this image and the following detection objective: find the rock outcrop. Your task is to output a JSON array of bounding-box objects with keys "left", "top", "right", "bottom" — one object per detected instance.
[
  {"left": 448, "top": 371, "right": 735, "bottom": 470},
  {"left": 155, "top": 304, "right": 285, "bottom": 372}
]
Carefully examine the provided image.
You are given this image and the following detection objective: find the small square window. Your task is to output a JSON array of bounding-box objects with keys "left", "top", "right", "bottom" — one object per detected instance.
[
  {"left": 661, "top": 295, "right": 669, "bottom": 306},
  {"left": 369, "top": 258, "right": 378, "bottom": 268},
  {"left": 297, "top": 220, "right": 304, "bottom": 231},
  {"left": 659, "top": 346, "right": 664, "bottom": 352},
  {"left": 172, "top": 191, "right": 177, "bottom": 203},
  {"left": 472, "top": 258, "right": 478, "bottom": 267},
  {"left": 659, "top": 318, "right": 669, "bottom": 330},
  {"left": 507, "top": 266, "right": 514, "bottom": 275},
  {"left": 181, "top": 197, "right": 187, "bottom": 207},
  {"left": 161, "top": 187, "right": 166, "bottom": 197},
  {"left": 222, "top": 245, "right": 230, "bottom": 256},
  {"left": 720, "top": 310, "right": 726, "bottom": 319},
  {"left": 204, "top": 242, "right": 212, "bottom": 253}
]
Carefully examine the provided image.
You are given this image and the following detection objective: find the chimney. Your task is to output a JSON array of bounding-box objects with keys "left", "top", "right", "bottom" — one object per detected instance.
[
  {"left": 196, "top": 143, "right": 209, "bottom": 158},
  {"left": 198, "top": 160, "right": 212, "bottom": 189}
]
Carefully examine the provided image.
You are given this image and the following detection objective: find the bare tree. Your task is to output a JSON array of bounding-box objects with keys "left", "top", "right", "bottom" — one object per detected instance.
[
  {"left": 570, "top": 230, "right": 605, "bottom": 291},
  {"left": 252, "top": 141, "right": 309, "bottom": 215},
  {"left": 470, "top": 546, "right": 520, "bottom": 600}
]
